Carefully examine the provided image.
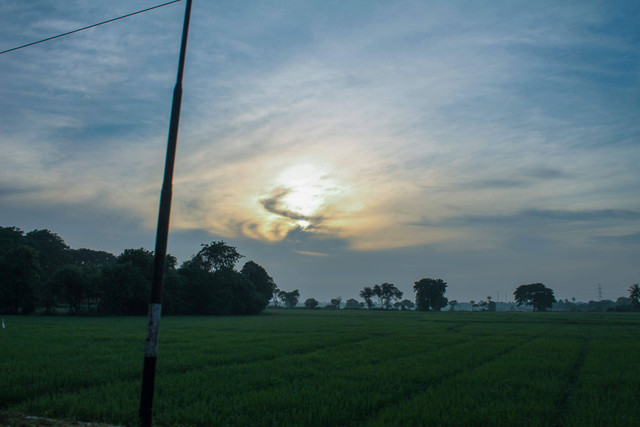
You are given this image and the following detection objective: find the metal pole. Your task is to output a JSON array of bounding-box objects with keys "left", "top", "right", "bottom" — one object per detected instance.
[{"left": 139, "top": 0, "right": 192, "bottom": 425}]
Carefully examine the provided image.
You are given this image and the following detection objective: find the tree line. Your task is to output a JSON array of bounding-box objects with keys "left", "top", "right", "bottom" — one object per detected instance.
[
  {"left": 301, "top": 279, "right": 449, "bottom": 312},
  {"left": 309, "top": 281, "right": 639, "bottom": 313},
  {"left": 0, "top": 227, "right": 277, "bottom": 315},
  {"left": 293, "top": 280, "right": 639, "bottom": 313},
  {"left": 3, "top": 226, "right": 636, "bottom": 315}
]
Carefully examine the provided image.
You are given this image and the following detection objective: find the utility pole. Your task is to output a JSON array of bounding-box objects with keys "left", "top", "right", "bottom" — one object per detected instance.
[
  {"left": 598, "top": 284, "right": 602, "bottom": 301},
  {"left": 139, "top": 1, "right": 192, "bottom": 426}
]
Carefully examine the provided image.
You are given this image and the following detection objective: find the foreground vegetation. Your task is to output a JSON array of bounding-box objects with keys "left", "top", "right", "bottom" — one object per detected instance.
[{"left": 2, "top": 310, "right": 639, "bottom": 426}]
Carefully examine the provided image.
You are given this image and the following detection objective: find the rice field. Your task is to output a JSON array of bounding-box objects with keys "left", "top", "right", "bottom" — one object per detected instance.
[{"left": 1, "top": 310, "right": 639, "bottom": 426}]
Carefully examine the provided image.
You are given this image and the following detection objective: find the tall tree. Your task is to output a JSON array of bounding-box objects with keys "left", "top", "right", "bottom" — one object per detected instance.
[
  {"left": 399, "top": 299, "right": 415, "bottom": 310},
  {"left": 380, "top": 283, "right": 403, "bottom": 309},
  {"left": 628, "top": 284, "right": 640, "bottom": 310},
  {"left": 116, "top": 248, "right": 155, "bottom": 278},
  {"left": 279, "top": 290, "right": 300, "bottom": 309},
  {"left": 81, "top": 265, "right": 104, "bottom": 313},
  {"left": 359, "top": 287, "right": 374, "bottom": 309},
  {"left": 24, "top": 229, "right": 69, "bottom": 275},
  {"left": 68, "top": 248, "right": 116, "bottom": 267},
  {"left": 53, "top": 265, "right": 87, "bottom": 314},
  {"left": 344, "top": 298, "right": 362, "bottom": 309},
  {"left": 222, "top": 268, "right": 266, "bottom": 315},
  {"left": 100, "top": 248, "right": 154, "bottom": 315},
  {"left": 24, "top": 229, "right": 69, "bottom": 313},
  {"left": 179, "top": 248, "right": 273, "bottom": 315},
  {"left": 413, "top": 278, "right": 448, "bottom": 311},
  {"left": 486, "top": 296, "right": 496, "bottom": 312},
  {"left": 240, "top": 261, "right": 277, "bottom": 307},
  {"left": 0, "top": 245, "right": 40, "bottom": 314},
  {"left": 304, "top": 298, "right": 319, "bottom": 309},
  {"left": 178, "top": 259, "right": 228, "bottom": 314},
  {"left": 0, "top": 226, "right": 25, "bottom": 255},
  {"left": 271, "top": 286, "right": 281, "bottom": 307},
  {"left": 192, "top": 241, "right": 243, "bottom": 272},
  {"left": 513, "top": 283, "right": 556, "bottom": 312},
  {"left": 160, "top": 263, "right": 186, "bottom": 315},
  {"left": 372, "top": 284, "right": 384, "bottom": 308}
]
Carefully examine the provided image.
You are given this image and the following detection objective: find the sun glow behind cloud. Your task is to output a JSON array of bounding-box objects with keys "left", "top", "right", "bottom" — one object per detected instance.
[
  {"left": 276, "top": 164, "right": 332, "bottom": 218},
  {"left": 196, "top": 156, "right": 365, "bottom": 244},
  {"left": 168, "top": 134, "right": 474, "bottom": 251}
]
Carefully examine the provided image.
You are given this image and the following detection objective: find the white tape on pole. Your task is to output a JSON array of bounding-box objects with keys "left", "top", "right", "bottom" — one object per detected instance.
[{"left": 144, "top": 303, "right": 162, "bottom": 357}]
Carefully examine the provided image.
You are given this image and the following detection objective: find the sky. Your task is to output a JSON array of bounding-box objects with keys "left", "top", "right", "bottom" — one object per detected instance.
[{"left": 1, "top": 0, "right": 639, "bottom": 303}]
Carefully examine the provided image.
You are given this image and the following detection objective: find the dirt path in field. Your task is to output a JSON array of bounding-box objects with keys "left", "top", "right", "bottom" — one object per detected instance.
[
  {"left": 551, "top": 330, "right": 592, "bottom": 426},
  {"left": 0, "top": 412, "right": 123, "bottom": 427}
]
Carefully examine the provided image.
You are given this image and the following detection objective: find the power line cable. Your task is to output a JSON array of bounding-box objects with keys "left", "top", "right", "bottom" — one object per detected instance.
[{"left": 0, "top": 0, "right": 184, "bottom": 56}]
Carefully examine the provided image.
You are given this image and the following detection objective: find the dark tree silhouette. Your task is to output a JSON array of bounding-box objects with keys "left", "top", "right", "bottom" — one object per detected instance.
[
  {"left": 24, "top": 229, "right": 69, "bottom": 273},
  {"left": 53, "top": 265, "right": 86, "bottom": 314},
  {"left": 101, "top": 249, "right": 154, "bottom": 315},
  {"left": 372, "top": 284, "right": 384, "bottom": 308},
  {"left": 278, "top": 289, "right": 300, "bottom": 309},
  {"left": 81, "top": 265, "right": 104, "bottom": 313},
  {"left": 330, "top": 297, "right": 342, "bottom": 309},
  {"left": 241, "top": 261, "right": 277, "bottom": 309},
  {"left": 100, "top": 249, "right": 182, "bottom": 315},
  {"left": 68, "top": 248, "right": 116, "bottom": 267},
  {"left": 344, "top": 298, "right": 362, "bottom": 309},
  {"left": 359, "top": 286, "right": 374, "bottom": 309},
  {"left": 0, "top": 227, "right": 277, "bottom": 316},
  {"left": 24, "top": 229, "right": 69, "bottom": 313},
  {"left": 486, "top": 296, "right": 496, "bottom": 311},
  {"left": 271, "top": 286, "right": 281, "bottom": 307},
  {"left": 379, "top": 283, "right": 403, "bottom": 309},
  {"left": 0, "top": 245, "right": 40, "bottom": 314},
  {"left": 304, "top": 298, "right": 319, "bottom": 309},
  {"left": 179, "top": 259, "right": 229, "bottom": 314},
  {"left": 193, "top": 241, "right": 243, "bottom": 272},
  {"left": 513, "top": 283, "right": 556, "bottom": 312},
  {"left": 0, "top": 226, "right": 25, "bottom": 254},
  {"left": 178, "top": 245, "right": 269, "bottom": 315},
  {"left": 117, "top": 248, "right": 154, "bottom": 275},
  {"left": 400, "top": 299, "right": 415, "bottom": 310},
  {"left": 413, "top": 278, "right": 448, "bottom": 311},
  {"left": 628, "top": 284, "right": 640, "bottom": 310},
  {"left": 223, "top": 268, "right": 267, "bottom": 315}
]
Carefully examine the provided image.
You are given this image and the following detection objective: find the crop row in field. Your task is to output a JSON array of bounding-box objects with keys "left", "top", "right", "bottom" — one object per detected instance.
[{"left": 1, "top": 311, "right": 639, "bottom": 426}]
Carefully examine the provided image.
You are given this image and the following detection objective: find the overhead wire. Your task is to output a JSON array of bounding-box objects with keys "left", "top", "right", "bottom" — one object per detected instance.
[{"left": 0, "top": 0, "right": 184, "bottom": 56}]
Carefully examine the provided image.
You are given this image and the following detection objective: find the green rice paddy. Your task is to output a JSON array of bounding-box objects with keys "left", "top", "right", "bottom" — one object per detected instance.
[{"left": 1, "top": 310, "right": 639, "bottom": 426}]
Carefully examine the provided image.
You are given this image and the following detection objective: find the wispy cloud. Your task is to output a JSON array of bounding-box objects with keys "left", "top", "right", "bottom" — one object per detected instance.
[
  {"left": 416, "top": 209, "right": 640, "bottom": 227},
  {"left": 592, "top": 232, "right": 640, "bottom": 246},
  {"left": 294, "top": 250, "right": 331, "bottom": 257}
]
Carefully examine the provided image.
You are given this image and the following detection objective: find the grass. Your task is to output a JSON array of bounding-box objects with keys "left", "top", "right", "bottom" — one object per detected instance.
[{"left": 1, "top": 310, "right": 639, "bottom": 426}]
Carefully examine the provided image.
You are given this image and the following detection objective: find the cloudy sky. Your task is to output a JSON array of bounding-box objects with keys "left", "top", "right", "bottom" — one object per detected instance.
[{"left": 1, "top": 0, "right": 638, "bottom": 303}]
